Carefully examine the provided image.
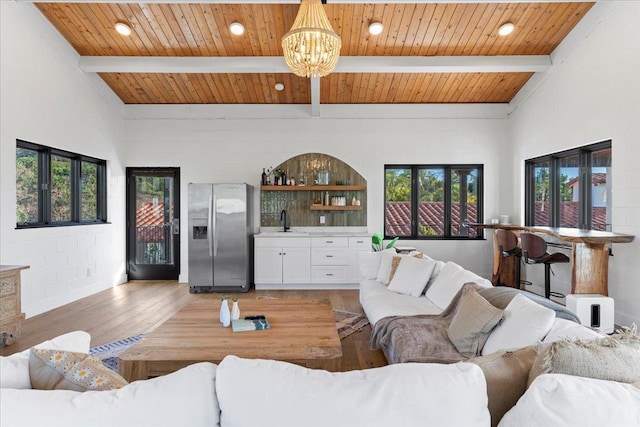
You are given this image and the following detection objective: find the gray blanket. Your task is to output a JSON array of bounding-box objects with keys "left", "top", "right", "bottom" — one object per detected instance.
[
  {"left": 371, "top": 283, "right": 579, "bottom": 364},
  {"left": 370, "top": 282, "right": 484, "bottom": 364}
]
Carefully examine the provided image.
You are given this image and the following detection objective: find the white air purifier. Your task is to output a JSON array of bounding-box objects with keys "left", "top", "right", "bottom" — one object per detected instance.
[{"left": 566, "top": 294, "right": 614, "bottom": 334}]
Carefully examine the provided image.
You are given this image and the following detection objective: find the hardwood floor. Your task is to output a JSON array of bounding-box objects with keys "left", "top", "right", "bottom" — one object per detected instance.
[{"left": 1, "top": 281, "right": 387, "bottom": 372}]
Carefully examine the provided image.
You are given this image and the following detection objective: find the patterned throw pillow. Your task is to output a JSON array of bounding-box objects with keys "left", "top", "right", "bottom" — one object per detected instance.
[
  {"left": 29, "top": 348, "right": 128, "bottom": 391},
  {"left": 528, "top": 326, "right": 640, "bottom": 387}
]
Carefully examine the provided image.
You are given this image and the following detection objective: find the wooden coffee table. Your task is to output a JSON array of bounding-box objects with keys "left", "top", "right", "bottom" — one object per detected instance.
[{"left": 118, "top": 298, "right": 342, "bottom": 382}]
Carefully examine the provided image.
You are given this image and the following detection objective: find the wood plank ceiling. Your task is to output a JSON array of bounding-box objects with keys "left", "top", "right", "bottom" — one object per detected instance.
[{"left": 36, "top": 2, "right": 594, "bottom": 105}]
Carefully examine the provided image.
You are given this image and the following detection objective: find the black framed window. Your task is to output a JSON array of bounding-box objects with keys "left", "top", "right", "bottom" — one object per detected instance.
[
  {"left": 384, "top": 165, "right": 483, "bottom": 239},
  {"left": 16, "top": 140, "right": 107, "bottom": 228},
  {"left": 525, "top": 140, "right": 611, "bottom": 230}
]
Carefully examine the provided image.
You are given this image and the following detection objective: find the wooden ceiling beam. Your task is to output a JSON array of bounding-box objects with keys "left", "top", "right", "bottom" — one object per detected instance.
[
  {"left": 22, "top": 1, "right": 597, "bottom": 4},
  {"left": 79, "top": 55, "right": 551, "bottom": 74}
]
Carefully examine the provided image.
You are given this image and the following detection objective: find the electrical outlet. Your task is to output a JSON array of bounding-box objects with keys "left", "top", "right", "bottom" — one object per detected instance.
[{"left": 319, "top": 215, "right": 325, "bottom": 224}]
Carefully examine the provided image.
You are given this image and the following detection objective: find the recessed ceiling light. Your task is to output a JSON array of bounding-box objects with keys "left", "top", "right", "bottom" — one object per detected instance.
[
  {"left": 114, "top": 22, "right": 132, "bottom": 36},
  {"left": 230, "top": 22, "right": 245, "bottom": 36},
  {"left": 274, "top": 83, "right": 285, "bottom": 91},
  {"left": 498, "top": 22, "right": 515, "bottom": 37},
  {"left": 369, "top": 22, "right": 384, "bottom": 35}
]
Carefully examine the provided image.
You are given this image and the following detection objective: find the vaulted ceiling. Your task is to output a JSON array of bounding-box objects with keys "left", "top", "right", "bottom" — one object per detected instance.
[{"left": 32, "top": 1, "right": 594, "bottom": 112}]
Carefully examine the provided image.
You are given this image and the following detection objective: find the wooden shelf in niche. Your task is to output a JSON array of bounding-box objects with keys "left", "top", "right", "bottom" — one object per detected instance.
[
  {"left": 261, "top": 185, "right": 366, "bottom": 192},
  {"left": 309, "top": 205, "right": 363, "bottom": 211}
]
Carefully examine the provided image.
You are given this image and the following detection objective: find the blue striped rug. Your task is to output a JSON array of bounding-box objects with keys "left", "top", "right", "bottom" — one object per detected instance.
[{"left": 89, "top": 334, "right": 145, "bottom": 372}]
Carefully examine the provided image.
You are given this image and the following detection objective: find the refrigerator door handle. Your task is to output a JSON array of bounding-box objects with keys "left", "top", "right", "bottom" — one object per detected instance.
[
  {"left": 207, "top": 194, "right": 213, "bottom": 257},
  {"left": 213, "top": 194, "right": 218, "bottom": 257}
]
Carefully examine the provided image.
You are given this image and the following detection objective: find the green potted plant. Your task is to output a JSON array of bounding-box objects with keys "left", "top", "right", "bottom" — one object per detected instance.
[{"left": 371, "top": 230, "right": 398, "bottom": 252}]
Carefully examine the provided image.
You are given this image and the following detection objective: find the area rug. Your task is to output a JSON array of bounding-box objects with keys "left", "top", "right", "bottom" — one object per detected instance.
[
  {"left": 89, "top": 334, "right": 145, "bottom": 372},
  {"left": 334, "top": 310, "right": 370, "bottom": 340}
]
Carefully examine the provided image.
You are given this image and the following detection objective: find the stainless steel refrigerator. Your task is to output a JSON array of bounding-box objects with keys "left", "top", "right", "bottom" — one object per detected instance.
[{"left": 188, "top": 183, "right": 253, "bottom": 293}]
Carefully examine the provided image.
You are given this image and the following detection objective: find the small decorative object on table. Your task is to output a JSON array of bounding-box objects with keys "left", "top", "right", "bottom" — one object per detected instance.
[
  {"left": 220, "top": 297, "right": 230, "bottom": 327},
  {"left": 231, "top": 317, "right": 271, "bottom": 332},
  {"left": 231, "top": 298, "right": 240, "bottom": 321}
]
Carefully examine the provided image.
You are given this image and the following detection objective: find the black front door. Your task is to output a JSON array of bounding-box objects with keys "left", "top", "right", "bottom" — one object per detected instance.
[{"left": 126, "top": 167, "right": 180, "bottom": 280}]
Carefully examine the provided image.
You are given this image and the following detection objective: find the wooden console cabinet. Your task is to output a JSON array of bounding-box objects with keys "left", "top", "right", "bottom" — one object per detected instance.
[{"left": 0, "top": 265, "right": 29, "bottom": 346}]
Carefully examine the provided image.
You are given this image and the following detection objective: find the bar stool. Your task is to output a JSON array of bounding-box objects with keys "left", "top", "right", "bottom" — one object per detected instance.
[
  {"left": 520, "top": 232, "right": 569, "bottom": 299},
  {"left": 495, "top": 229, "right": 521, "bottom": 288}
]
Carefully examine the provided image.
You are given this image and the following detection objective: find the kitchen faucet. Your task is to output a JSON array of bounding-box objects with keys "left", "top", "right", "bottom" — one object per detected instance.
[{"left": 280, "top": 209, "right": 290, "bottom": 232}]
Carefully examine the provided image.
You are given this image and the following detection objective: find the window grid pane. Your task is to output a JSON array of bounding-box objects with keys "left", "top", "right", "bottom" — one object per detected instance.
[
  {"left": 81, "top": 161, "right": 98, "bottom": 221},
  {"left": 559, "top": 155, "right": 580, "bottom": 228},
  {"left": 591, "top": 148, "right": 611, "bottom": 231},
  {"left": 417, "top": 168, "right": 444, "bottom": 237},
  {"left": 16, "top": 147, "right": 39, "bottom": 224},
  {"left": 533, "top": 162, "right": 550, "bottom": 226},
  {"left": 51, "top": 155, "right": 72, "bottom": 222},
  {"left": 450, "top": 168, "right": 479, "bottom": 238},
  {"left": 385, "top": 168, "right": 412, "bottom": 237}
]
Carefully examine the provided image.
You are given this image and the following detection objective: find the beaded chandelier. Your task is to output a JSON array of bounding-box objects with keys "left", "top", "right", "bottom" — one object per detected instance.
[{"left": 281, "top": 0, "right": 341, "bottom": 78}]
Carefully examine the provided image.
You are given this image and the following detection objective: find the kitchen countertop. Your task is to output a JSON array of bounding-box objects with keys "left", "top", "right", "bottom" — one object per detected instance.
[{"left": 255, "top": 228, "right": 369, "bottom": 237}]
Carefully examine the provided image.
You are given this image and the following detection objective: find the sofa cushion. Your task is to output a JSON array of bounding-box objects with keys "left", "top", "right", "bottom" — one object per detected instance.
[
  {"left": 0, "top": 362, "right": 219, "bottom": 427},
  {"left": 528, "top": 327, "right": 640, "bottom": 386},
  {"left": 469, "top": 346, "right": 539, "bottom": 427},
  {"left": 542, "top": 317, "right": 602, "bottom": 343},
  {"left": 29, "top": 349, "right": 128, "bottom": 391},
  {"left": 0, "top": 331, "right": 91, "bottom": 389},
  {"left": 359, "top": 279, "right": 442, "bottom": 326},
  {"left": 425, "top": 262, "right": 492, "bottom": 310},
  {"left": 498, "top": 374, "right": 640, "bottom": 427},
  {"left": 448, "top": 287, "right": 504, "bottom": 357},
  {"left": 387, "top": 256, "right": 437, "bottom": 297},
  {"left": 482, "top": 294, "right": 555, "bottom": 355},
  {"left": 216, "top": 355, "right": 490, "bottom": 427}
]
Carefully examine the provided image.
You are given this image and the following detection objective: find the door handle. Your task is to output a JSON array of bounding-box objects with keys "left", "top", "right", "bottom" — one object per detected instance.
[{"left": 172, "top": 218, "right": 180, "bottom": 234}]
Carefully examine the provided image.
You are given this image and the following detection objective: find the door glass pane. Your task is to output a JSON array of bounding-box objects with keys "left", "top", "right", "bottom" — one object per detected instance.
[
  {"left": 533, "top": 162, "right": 550, "bottom": 226},
  {"left": 591, "top": 148, "right": 611, "bottom": 231},
  {"left": 559, "top": 155, "right": 580, "bottom": 228},
  {"left": 417, "top": 168, "right": 445, "bottom": 237},
  {"left": 450, "top": 168, "right": 478, "bottom": 237},
  {"left": 385, "top": 168, "right": 412, "bottom": 237},
  {"left": 135, "top": 175, "right": 174, "bottom": 265},
  {"left": 81, "top": 161, "right": 98, "bottom": 221},
  {"left": 16, "top": 147, "right": 39, "bottom": 224},
  {"left": 51, "top": 154, "right": 72, "bottom": 222}
]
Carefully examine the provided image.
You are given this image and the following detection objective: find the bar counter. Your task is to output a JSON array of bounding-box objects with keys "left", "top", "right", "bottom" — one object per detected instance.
[{"left": 470, "top": 224, "right": 635, "bottom": 296}]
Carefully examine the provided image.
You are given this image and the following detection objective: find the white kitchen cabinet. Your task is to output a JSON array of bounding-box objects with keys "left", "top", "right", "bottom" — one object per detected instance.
[
  {"left": 254, "top": 237, "right": 310, "bottom": 287},
  {"left": 311, "top": 237, "right": 349, "bottom": 284},
  {"left": 348, "top": 236, "right": 370, "bottom": 283},
  {"left": 254, "top": 234, "right": 369, "bottom": 289}
]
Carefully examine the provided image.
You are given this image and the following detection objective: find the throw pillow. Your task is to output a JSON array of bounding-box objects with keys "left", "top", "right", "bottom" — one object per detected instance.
[
  {"left": 0, "top": 330, "right": 91, "bottom": 390},
  {"left": 388, "top": 252, "right": 424, "bottom": 284},
  {"left": 375, "top": 250, "right": 400, "bottom": 284},
  {"left": 469, "top": 345, "right": 539, "bottom": 427},
  {"left": 447, "top": 287, "right": 504, "bottom": 357},
  {"left": 425, "top": 262, "right": 492, "bottom": 310},
  {"left": 481, "top": 294, "right": 555, "bottom": 356},
  {"left": 29, "top": 348, "right": 128, "bottom": 391},
  {"left": 357, "top": 248, "right": 395, "bottom": 280},
  {"left": 387, "top": 256, "right": 437, "bottom": 297},
  {"left": 528, "top": 327, "right": 640, "bottom": 386}
]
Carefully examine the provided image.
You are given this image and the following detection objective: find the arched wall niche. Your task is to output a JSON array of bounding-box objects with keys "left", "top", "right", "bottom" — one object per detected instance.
[{"left": 260, "top": 153, "right": 367, "bottom": 228}]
